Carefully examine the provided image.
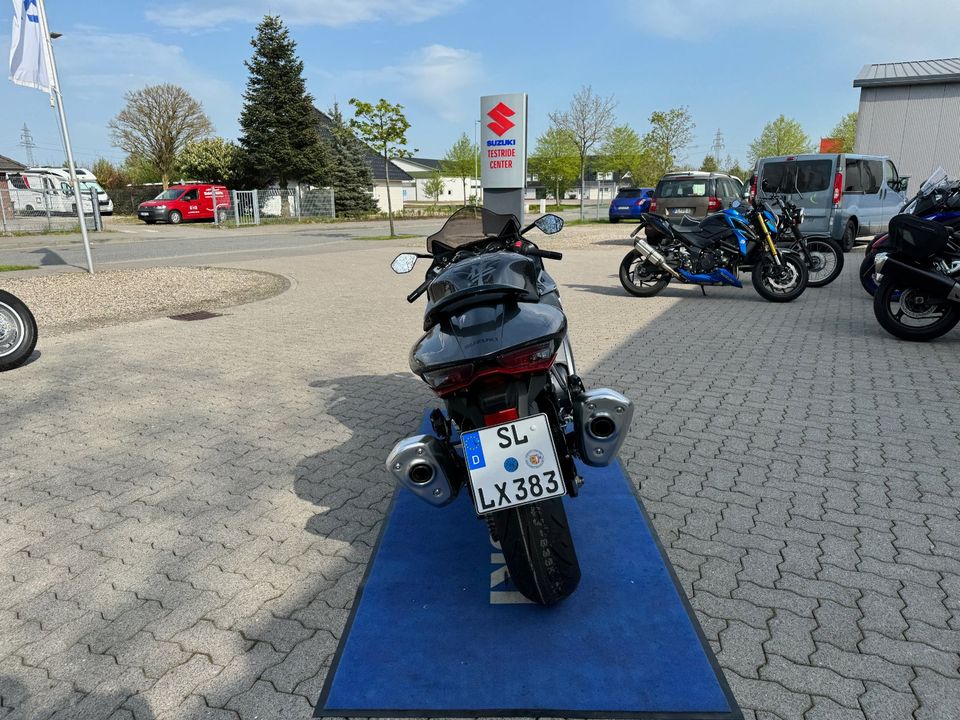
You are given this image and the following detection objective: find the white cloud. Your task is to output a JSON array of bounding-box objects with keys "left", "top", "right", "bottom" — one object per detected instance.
[
  {"left": 146, "top": 0, "right": 464, "bottom": 31},
  {"left": 336, "top": 44, "right": 483, "bottom": 124},
  {"left": 636, "top": 0, "right": 960, "bottom": 59}
]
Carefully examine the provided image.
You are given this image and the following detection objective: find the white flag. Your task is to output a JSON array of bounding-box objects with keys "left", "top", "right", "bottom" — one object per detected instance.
[{"left": 9, "top": 0, "right": 52, "bottom": 93}]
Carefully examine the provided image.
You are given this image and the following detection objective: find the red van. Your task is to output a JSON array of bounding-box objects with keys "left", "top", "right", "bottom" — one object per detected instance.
[{"left": 137, "top": 184, "right": 230, "bottom": 224}]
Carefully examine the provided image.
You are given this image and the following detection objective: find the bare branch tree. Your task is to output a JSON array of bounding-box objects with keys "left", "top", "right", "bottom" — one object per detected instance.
[
  {"left": 108, "top": 84, "right": 213, "bottom": 188},
  {"left": 549, "top": 85, "right": 617, "bottom": 220}
]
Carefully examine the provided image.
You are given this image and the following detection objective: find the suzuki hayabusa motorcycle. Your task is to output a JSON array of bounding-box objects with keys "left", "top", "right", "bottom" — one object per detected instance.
[
  {"left": 860, "top": 168, "right": 960, "bottom": 296},
  {"left": 619, "top": 200, "right": 808, "bottom": 302},
  {"left": 873, "top": 214, "right": 960, "bottom": 341},
  {"left": 387, "top": 207, "right": 634, "bottom": 606},
  {"left": 0, "top": 289, "right": 38, "bottom": 372}
]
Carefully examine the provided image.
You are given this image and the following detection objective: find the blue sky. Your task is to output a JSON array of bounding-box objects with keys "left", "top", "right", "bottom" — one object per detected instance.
[{"left": 4, "top": 0, "right": 959, "bottom": 170}]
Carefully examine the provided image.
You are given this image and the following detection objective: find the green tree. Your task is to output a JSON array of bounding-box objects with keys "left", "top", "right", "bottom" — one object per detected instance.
[
  {"left": 597, "top": 124, "right": 643, "bottom": 188},
  {"left": 549, "top": 85, "right": 617, "bottom": 219},
  {"left": 699, "top": 154, "right": 719, "bottom": 172},
  {"left": 108, "top": 84, "right": 213, "bottom": 189},
  {"left": 724, "top": 158, "right": 751, "bottom": 182},
  {"left": 91, "top": 158, "right": 129, "bottom": 189},
  {"left": 423, "top": 170, "right": 444, "bottom": 206},
  {"left": 829, "top": 111, "right": 858, "bottom": 153},
  {"left": 349, "top": 97, "right": 412, "bottom": 237},
  {"left": 529, "top": 127, "right": 580, "bottom": 206},
  {"left": 175, "top": 137, "right": 238, "bottom": 184},
  {"left": 323, "top": 103, "right": 377, "bottom": 216},
  {"left": 123, "top": 155, "right": 163, "bottom": 185},
  {"left": 440, "top": 132, "right": 477, "bottom": 202},
  {"left": 238, "top": 15, "right": 329, "bottom": 214},
  {"left": 748, "top": 115, "right": 812, "bottom": 164},
  {"left": 641, "top": 106, "right": 696, "bottom": 181}
]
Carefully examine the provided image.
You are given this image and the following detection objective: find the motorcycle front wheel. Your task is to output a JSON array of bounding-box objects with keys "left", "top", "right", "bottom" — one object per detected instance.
[
  {"left": 873, "top": 277, "right": 960, "bottom": 341},
  {"left": 491, "top": 496, "right": 581, "bottom": 606},
  {"left": 0, "top": 290, "right": 38, "bottom": 372},
  {"left": 859, "top": 252, "right": 878, "bottom": 296},
  {"left": 805, "top": 237, "right": 844, "bottom": 288},
  {"left": 619, "top": 250, "right": 670, "bottom": 297},
  {"left": 751, "top": 255, "right": 808, "bottom": 302}
]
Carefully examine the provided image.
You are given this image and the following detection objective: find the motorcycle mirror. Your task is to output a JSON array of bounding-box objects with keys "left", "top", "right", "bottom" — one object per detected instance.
[
  {"left": 534, "top": 214, "right": 564, "bottom": 235},
  {"left": 391, "top": 253, "right": 418, "bottom": 274},
  {"left": 731, "top": 200, "right": 741, "bottom": 209}
]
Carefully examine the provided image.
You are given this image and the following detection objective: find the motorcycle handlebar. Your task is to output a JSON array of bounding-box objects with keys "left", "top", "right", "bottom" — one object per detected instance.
[
  {"left": 407, "top": 278, "right": 430, "bottom": 303},
  {"left": 527, "top": 247, "right": 563, "bottom": 261}
]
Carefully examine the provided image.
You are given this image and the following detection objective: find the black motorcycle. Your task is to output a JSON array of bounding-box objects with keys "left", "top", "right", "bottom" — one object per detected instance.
[
  {"left": 761, "top": 193, "right": 844, "bottom": 288},
  {"left": 873, "top": 213, "right": 960, "bottom": 341},
  {"left": 387, "top": 206, "right": 633, "bottom": 606},
  {"left": 0, "top": 289, "right": 38, "bottom": 371}
]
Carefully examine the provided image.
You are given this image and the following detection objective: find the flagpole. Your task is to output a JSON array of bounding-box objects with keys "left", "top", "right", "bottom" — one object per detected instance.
[{"left": 35, "top": 0, "right": 94, "bottom": 274}]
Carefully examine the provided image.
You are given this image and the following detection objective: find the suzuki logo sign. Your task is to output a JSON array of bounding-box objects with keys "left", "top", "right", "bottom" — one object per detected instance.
[
  {"left": 480, "top": 93, "right": 527, "bottom": 190},
  {"left": 486, "top": 102, "right": 515, "bottom": 137}
]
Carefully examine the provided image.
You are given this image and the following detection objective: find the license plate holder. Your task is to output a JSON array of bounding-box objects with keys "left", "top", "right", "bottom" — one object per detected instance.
[{"left": 461, "top": 413, "right": 565, "bottom": 516}]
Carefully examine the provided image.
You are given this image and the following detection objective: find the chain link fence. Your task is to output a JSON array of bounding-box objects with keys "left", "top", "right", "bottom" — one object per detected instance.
[
  {"left": 0, "top": 181, "right": 102, "bottom": 234},
  {"left": 231, "top": 186, "right": 335, "bottom": 227}
]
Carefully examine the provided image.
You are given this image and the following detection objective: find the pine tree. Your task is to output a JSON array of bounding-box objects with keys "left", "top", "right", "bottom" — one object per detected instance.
[
  {"left": 324, "top": 103, "right": 377, "bottom": 215},
  {"left": 237, "top": 15, "right": 328, "bottom": 208}
]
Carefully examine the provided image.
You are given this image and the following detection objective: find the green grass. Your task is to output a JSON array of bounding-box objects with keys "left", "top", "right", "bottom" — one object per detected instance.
[
  {"left": 0, "top": 264, "right": 38, "bottom": 272},
  {"left": 354, "top": 233, "right": 421, "bottom": 241},
  {"left": 564, "top": 218, "right": 611, "bottom": 225}
]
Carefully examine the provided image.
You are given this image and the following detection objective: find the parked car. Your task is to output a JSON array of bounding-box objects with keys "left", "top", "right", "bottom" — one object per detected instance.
[
  {"left": 650, "top": 171, "right": 743, "bottom": 220},
  {"left": 754, "top": 153, "right": 908, "bottom": 251},
  {"left": 137, "top": 184, "right": 230, "bottom": 224},
  {"left": 608, "top": 187, "right": 654, "bottom": 223}
]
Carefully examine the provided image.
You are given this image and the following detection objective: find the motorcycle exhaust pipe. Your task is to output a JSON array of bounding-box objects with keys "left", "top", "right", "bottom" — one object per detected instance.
[
  {"left": 634, "top": 238, "right": 682, "bottom": 280},
  {"left": 574, "top": 389, "right": 634, "bottom": 467},
  {"left": 875, "top": 254, "right": 960, "bottom": 301},
  {"left": 386, "top": 434, "right": 460, "bottom": 507}
]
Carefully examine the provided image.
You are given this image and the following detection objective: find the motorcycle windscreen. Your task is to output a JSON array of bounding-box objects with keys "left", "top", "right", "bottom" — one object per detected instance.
[{"left": 426, "top": 206, "right": 520, "bottom": 253}]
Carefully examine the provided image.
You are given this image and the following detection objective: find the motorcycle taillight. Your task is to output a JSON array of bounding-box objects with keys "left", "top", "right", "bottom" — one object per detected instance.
[
  {"left": 497, "top": 340, "right": 558, "bottom": 372},
  {"left": 423, "top": 363, "right": 474, "bottom": 393}
]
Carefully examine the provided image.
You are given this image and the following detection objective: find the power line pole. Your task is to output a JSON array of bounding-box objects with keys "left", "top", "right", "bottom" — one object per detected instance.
[
  {"left": 711, "top": 129, "right": 725, "bottom": 166},
  {"left": 19, "top": 124, "right": 36, "bottom": 166}
]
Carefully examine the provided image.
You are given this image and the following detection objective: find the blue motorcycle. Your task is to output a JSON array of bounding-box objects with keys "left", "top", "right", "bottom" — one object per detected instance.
[{"left": 619, "top": 198, "right": 808, "bottom": 302}]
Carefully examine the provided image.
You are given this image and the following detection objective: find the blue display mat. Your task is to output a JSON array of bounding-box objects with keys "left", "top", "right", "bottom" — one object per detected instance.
[{"left": 315, "top": 419, "right": 740, "bottom": 719}]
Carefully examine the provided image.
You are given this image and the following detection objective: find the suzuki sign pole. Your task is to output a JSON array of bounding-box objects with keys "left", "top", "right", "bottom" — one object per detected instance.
[{"left": 480, "top": 93, "right": 527, "bottom": 223}]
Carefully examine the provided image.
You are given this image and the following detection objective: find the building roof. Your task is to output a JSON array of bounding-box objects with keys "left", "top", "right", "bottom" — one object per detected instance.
[
  {"left": 407, "top": 158, "right": 441, "bottom": 170},
  {"left": 0, "top": 153, "right": 26, "bottom": 174},
  {"left": 854, "top": 58, "right": 960, "bottom": 88},
  {"left": 314, "top": 109, "right": 412, "bottom": 182}
]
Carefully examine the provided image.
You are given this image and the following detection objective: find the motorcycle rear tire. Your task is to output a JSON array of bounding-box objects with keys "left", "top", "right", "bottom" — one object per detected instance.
[
  {"left": 619, "top": 250, "right": 670, "bottom": 297},
  {"left": 751, "top": 255, "right": 808, "bottom": 303},
  {"left": 0, "top": 290, "right": 38, "bottom": 372},
  {"left": 873, "top": 277, "right": 960, "bottom": 341},
  {"left": 492, "top": 496, "right": 581, "bottom": 606},
  {"left": 859, "top": 252, "right": 878, "bottom": 296},
  {"left": 805, "top": 237, "right": 844, "bottom": 288}
]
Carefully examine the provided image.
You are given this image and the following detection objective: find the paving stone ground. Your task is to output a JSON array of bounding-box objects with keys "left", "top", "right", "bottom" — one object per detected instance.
[{"left": 2, "top": 239, "right": 959, "bottom": 720}]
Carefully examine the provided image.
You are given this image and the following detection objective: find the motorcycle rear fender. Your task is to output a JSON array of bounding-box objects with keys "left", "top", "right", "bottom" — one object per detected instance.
[{"left": 875, "top": 254, "right": 960, "bottom": 301}]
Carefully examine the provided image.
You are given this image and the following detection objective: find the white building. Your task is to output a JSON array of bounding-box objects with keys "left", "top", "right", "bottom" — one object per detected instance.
[{"left": 391, "top": 158, "right": 481, "bottom": 204}]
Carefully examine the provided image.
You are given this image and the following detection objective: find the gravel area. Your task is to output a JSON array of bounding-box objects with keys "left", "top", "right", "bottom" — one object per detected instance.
[{"left": 1, "top": 266, "right": 287, "bottom": 334}]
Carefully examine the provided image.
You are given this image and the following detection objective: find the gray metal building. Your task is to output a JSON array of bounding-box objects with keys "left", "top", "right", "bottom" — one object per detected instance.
[{"left": 854, "top": 58, "right": 960, "bottom": 184}]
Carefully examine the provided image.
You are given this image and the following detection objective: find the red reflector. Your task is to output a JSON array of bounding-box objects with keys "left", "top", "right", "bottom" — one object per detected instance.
[
  {"left": 484, "top": 408, "right": 519, "bottom": 426},
  {"left": 514, "top": 240, "right": 523, "bottom": 248}
]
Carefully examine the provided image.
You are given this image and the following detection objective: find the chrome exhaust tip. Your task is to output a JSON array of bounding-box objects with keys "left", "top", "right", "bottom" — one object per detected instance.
[
  {"left": 386, "top": 434, "right": 459, "bottom": 507},
  {"left": 574, "top": 389, "right": 634, "bottom": 467}
]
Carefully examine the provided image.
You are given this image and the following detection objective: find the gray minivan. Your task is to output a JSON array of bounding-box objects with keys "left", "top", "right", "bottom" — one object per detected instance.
[{"left": 755, "top": 154, "right": 908, "bottom": 251}]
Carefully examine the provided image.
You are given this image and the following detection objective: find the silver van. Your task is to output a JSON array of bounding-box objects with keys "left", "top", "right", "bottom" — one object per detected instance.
[{"left": 755, "top": 154, "right": 908, "bottom": 251}]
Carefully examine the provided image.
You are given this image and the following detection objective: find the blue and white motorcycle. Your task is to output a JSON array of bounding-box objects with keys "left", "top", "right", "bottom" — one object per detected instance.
[{"left": 619, "top": 199, "right": 808, "bottom": 302}]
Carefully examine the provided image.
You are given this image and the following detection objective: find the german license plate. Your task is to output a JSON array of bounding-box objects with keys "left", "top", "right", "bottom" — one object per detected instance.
[
  {"left": 672, "top": 208, "right": 693, "bottom": 215},
  {"left": 461, "top": 413, "right": 565, "bottom": 515}
]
